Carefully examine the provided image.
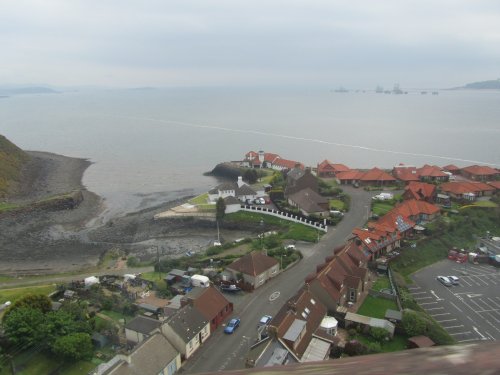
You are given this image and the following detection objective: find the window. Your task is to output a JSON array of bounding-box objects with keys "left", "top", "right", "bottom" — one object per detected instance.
[
  {"left": 349, "top": 289, "right": 356, "bottom": 302},
  {"left": 310, "top": 299, "right": 316, "bottom": 305},
  {"left": 189, "top": 341, "right": 193, "bottom": 349}
]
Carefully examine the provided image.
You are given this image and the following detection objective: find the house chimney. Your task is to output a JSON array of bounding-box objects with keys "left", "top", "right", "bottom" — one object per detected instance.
[{"left": 237, "top": 176, "right": 244, "bottom": 188}]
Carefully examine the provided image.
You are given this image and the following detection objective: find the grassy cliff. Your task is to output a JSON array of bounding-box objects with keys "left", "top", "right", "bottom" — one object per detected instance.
[{"left": 0, "top": 134, "right": 29, "bottom": 198}]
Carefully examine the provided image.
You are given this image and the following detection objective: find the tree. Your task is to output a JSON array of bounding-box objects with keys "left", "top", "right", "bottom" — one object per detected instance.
[
  {"left": 243, "top": 169, "right": 258, "bottom": 184},
  {"left": 2, "top": 293, "right": 52, "bottom": 322},
  {"left": 52, "top": 333, "right": 93, "bottom": 361},
  {"left": 3, "top": 307, "right": 46, "bottom": 347},
  {"left": 42, "top": 310, "right": 91, "bottom": 348},
  {"left": 402, "top": 310, "right": 427, "bottom": 337},
  {"left": 370, "top": 327, "right": 389, "bottom": 342},
  {"left": 216, "top": 197, "right": 226, "bottom": 222}
]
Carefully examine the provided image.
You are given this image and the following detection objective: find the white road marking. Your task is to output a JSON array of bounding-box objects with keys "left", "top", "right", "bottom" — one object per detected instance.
[
  {"left": 411, "top": 291, "right": 427, "bottom": 295},
  {"left": 466, "top": 293, "right": 483, "bottom": 298},
  {"left": 460, "top": 278, "right": 472, "bottom": 287},
  {"left": 450, "top": 301, "right": 463, "bottom": 313},
  {"left": 435, "top": 319, "right": 457, "bottom": 323},
  {"left": 443, "top": 325, "right": 465, "bottom": 329},
  {"left": 449, "top": 331, "right": 472, "bottom": 336},
  {"left": 420, "top": 301, "right": 438, "bottom": 305},
  {"left": 473, "top": 326, "right": 487, "bottom": 340},
  {"left": 414, "top": 296, "right": 433, "bottom": 300},
  {"left": 431, "top": 313, "right": 450, "bottom": 317},
  {"left": 425, "top": 307, "right": 444, "bottom": 311},
  {"left": 430, "top": 290, "right": 442, "bottom": 300},
  {"left": 458, "top": 338, "right": 480, "bottom": 343},
  {"left": 487, "top": 298, "right": 500, "bottom": 308}
]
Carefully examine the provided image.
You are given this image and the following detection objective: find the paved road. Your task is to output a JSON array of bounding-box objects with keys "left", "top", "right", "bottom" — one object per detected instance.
[
  {"left": 182, "top": 186, "right": 374, "bottom": 374},
  {"left": 410, "top": 259, "right": 500, "bottom": 343}
]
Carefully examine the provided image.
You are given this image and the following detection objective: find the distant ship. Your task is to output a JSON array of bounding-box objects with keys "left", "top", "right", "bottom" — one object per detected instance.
[
  {"left": 432, "top": 91, "right": 439, "bottom": 95},
  {"left": 334, "top": 87, "right": 349, "bottom": 93},
  {"left": 421, "top": 91, "right": 427, "bottom": 95},
  {"left": 375, "top": 85, "right": 384, "bottom": 93},
  {"left": 392, "top": 84, "right": 403, "bottom": 95}
]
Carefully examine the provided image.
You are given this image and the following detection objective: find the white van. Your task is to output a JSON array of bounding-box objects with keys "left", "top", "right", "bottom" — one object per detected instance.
[{"left": 191, "top": 274, "right": 210, "bottom": 288}]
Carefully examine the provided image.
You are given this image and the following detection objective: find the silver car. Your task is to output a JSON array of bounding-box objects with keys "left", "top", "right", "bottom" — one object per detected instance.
[{"left": 437, "top": 276, "right": 452, "bottom": 286}]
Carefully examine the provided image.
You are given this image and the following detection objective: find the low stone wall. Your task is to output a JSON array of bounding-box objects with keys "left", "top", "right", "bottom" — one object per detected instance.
[{"left": 368, "top": 289, "right": 397, "bottom": 301}]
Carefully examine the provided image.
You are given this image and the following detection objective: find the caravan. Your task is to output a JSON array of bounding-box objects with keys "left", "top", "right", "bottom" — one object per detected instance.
[{"left": 191, "top": 274, "right": 210, "bottom": 288}]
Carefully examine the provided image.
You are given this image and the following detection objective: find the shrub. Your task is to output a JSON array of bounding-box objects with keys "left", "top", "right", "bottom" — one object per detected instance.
[
  {"left": 370, "top": 327, "right": 389, "bottom": 343},
  {"left": 402, "top": 310, "right": 427, "bottom": 337},
  {"left": 344, "top": 340, "right": 368, "bottom": 356}
]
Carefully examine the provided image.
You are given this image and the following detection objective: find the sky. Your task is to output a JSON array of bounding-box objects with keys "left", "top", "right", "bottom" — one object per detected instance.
[{"left": 1, "top": 0, "right": 500, "bottom": 88}]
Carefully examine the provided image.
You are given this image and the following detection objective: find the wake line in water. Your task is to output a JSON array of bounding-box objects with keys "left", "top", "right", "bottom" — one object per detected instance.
[{"left": 98, "top": 113, "right": 499, "bottom": 167}]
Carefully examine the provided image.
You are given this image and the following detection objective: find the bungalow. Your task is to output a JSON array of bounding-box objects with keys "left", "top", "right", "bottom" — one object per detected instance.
[
  {"left": 335, "top": 169, "right": 364, "bottom": 185},
  {"left": 286, "top": 167, "right": 318, "bottom": 197},
  {"left": 242, "top": 150, "right": 304, "bottom": 171},
  {"left": 287, "top": 188, "right": 329, "bottom": 217},
  {"left": 417, "top": 165, "right": 449, "bottom": 182},
  {"left": 161, "top": 305, "right": 210, "bottom": 360},
  {"left": 402, "top": 181, "right": 437, "bottom": 202},
  {"left": 317, "top": 160, "right": 350, "bottom": 178},
  {"left": 124, "top": 316, "right": 162, "bottom": 345},
  {"left": 461, "top": 165, "right": 500, "bottom": 181},
  {"left": 488, "top": 181, "right": 500, "bottom": 193},
  {"left": 358, "top": 167, "right": 397, "bottom": 186},
  {"left": 442, "top": 164, "right": 460, "bottom": 175},
  {"left": 181, "top": 286, "right": 233, "bottom": 332},
  {"left": 392, "top": 165, "right": 420, "bottom": 183},
  {"left": 305, "top": 242, "right": 370, "bottom": 314},
  {"left": 93, "top": 333, "right": 181, "bottom": 375},
  {"left": 439, "top": 181, "right": 495, "bottom": 201},
  {"left": 225, "top": 251, "right": 280, "bottom": 290}
]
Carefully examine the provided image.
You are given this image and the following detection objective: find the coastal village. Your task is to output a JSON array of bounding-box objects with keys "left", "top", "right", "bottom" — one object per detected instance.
[{"left": 1, "top": 149, "right": 500, "bottom": 374}]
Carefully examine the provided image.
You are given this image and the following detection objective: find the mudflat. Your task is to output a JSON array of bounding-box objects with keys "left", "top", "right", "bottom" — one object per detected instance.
[{"left": 0, "top": 151, "right": 249, "bottom": 276}]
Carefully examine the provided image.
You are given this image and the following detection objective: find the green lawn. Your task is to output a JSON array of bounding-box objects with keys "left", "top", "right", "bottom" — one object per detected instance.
[
  {"left": 188, "top": 193, "right": 209, "bottom": 205},
  {"left": 140, "top": 271, "right": 168, "bottom": 281},
  {"left": 329, "top": 199, "right": 345, "bottom": 211},
  {"left": 371, "top": 201, "right": 396, "bottom": 216},
  {"left": 371, "top": 276, "right": 391, "bottom": 292},
  {"left": 0, "top": 284, "right": 56, "bottom": 305},
  {"left": 225, "top": 211, "right": 321, "bottom": 242},
  {"left": 99, "top": 310, "right": 131, "bottom": 323},
  {"left": 461, "top": 200, "right": 498, "bottom": 208},
  {"left": 356, "top": 295, "right": 399, "bottom": 319}
]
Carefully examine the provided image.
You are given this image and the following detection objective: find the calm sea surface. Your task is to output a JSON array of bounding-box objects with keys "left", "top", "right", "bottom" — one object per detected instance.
[{"left": 1, "top": 87, "right": 499, "bottom": 219}]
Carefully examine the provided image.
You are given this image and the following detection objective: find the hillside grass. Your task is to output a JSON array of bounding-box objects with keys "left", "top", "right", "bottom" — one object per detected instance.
[
  {"left": 392, "top": 206, "right": 500, "bottom": 282},
  {"left": 0, "top": 134, "right": 29, "bottom": 198}
]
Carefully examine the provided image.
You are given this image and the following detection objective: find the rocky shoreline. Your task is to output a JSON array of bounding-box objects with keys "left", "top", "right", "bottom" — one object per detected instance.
[{"left": 0, "top": 151, "right": 251, "bottom": 275}]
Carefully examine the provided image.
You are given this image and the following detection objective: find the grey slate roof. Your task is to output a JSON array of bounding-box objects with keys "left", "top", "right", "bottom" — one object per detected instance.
[
  {"left": 165, "top": 304, "right": 208, "bottom": 343},
  {"left": 287, "top": 167, "right": 305, "bottom": 181},
  {"left": 288, "top": 188, "right": 328, "bottom": 214},
  {"left": 236, "top": 184, "right": 257, "bottom": 196},
  {"left": 101, "top": 333, "right": 179, "bottom": 375},
  {"left": 224, "top": 196, "right": 241, "bottom": 205},
  {"left": 124, "top": 316, "right": 161, "bottom": 334}
]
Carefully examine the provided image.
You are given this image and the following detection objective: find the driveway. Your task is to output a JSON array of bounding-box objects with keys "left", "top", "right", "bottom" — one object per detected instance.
[
  {"left": 410, "top": 259, "right": 500, "bottom": 343},
  {"left": 182, "top": 186, "right": 375, "bottom": 374}
]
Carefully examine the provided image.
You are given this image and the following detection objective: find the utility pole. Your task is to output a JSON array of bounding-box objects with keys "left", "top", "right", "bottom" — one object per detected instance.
[{"left": 156, "top": 245, "right": 161, "bottom": 280}]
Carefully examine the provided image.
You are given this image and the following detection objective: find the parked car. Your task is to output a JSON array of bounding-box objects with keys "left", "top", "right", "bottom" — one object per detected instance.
[
  {"left": 284, "top": 244, "right": 296, "bottom": 250},
  {"left": 448, "top": 276, "right": 460, "bottom": 285},
  {"left": 224, "top": 318, "right": 241, "bottom": 334},
  {"left": 437, "top": 276, "right": 452, "bottom": 286},
  {"left": 254, "top": 197, "right": 265, "bottom": 205},
  {"left": 258, "top": 315, "right": 272, "bottom": 326},
  {"left": 330, "top": 210, "right": 344, "bottom": 217}
]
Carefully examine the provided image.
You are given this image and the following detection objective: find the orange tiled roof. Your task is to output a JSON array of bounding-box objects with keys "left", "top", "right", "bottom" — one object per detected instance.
[
  {"left": 405, "top": 181, "right": 436, "bottom": 200},
  {"left": 393, "top": 166, "right": 420, "bottom": 182},
  {"left": 443, "top": 164, "right": 460, "bottom": 172},
  {"left": 336, "top": 169, "right": 363, "bottom": 180},
  {"left": 461, "top": 165, "right": 499, "bottom": 176},
  {"left": 440, "top": 181, "right": 495, "bottom": 195},
  {"left": 359, "top": 167, "right": 396, "bottom": 182},
  {"left": 488, "top": 181, "right": 500, "bottom": 190},
  {"left": 417, "top": 164, "right": 448, "bottom": 178},
  {"left": 392, "top": 199, "right": 440, "bottom": 217}
]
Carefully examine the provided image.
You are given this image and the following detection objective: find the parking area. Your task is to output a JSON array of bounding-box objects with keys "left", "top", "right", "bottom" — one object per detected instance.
[{"left": 410, "top": 259, "right": 500, "bottom": 343}]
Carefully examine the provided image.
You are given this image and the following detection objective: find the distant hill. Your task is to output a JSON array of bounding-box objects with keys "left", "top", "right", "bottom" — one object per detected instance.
[
  {"left": 454, "top": 79, "right": 500, "bottom": 90},
  {"left": 0, "top": 135, "right": 29, "bottom": 198},
  {"left": 0, "top": 86, "right": 58, "bottom": 96}
]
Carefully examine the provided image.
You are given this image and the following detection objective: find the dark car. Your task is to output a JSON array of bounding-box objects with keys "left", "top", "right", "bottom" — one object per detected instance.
[{"left": 224, "top": 318, "right": 241, "bottom": 334}]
